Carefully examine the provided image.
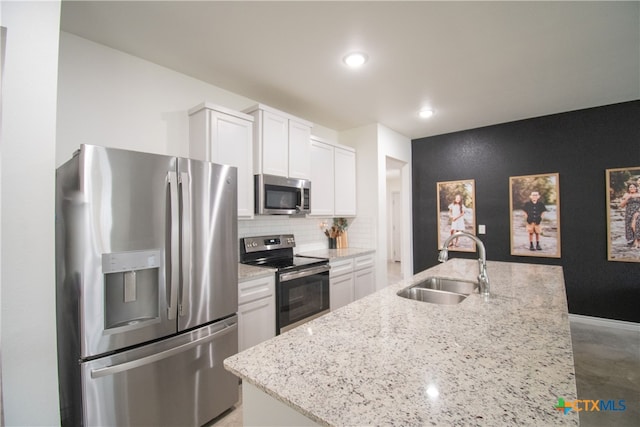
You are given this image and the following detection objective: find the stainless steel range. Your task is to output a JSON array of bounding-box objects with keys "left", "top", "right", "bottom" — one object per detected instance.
[{"left": 240, "top": 234, "right": 330, "bottom": 334}]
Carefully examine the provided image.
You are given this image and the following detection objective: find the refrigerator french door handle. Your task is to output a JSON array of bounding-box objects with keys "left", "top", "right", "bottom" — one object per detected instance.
[
  {"left": 89, "top": 321, "right": 238, "bottom": 379},
  {"left": 178, "top": 171, "right": 191, "bottom": 317},
  {"left": 167, "top": 171, "right": 180, "bottom": 320}
]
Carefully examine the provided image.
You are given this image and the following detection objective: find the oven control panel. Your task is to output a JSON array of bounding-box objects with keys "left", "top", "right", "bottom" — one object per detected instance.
[{"left": 242, "top": 234, "right": 296, "bottom": 253}]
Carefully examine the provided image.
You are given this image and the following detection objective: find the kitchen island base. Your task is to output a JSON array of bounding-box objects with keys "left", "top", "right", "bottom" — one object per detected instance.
[{"left": 243, "top": 382, "right": 319, "bottom": 427}]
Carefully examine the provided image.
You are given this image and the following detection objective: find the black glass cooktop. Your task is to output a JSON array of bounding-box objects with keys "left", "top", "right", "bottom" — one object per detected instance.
[{"left": 245, "top": 256, "right": 327, "bottom": 271}]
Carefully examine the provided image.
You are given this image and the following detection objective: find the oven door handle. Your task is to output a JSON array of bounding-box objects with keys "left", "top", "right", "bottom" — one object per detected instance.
[{"left": 279, "top": 264, "right": 330, "bottom": 282}]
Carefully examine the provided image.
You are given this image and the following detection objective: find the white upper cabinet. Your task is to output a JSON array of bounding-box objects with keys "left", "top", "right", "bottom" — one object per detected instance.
[
  {"left": 288, "top": 119, "right": 312, "bottom": 179},
  {"left": 310, "top": 136, "right": 357, "bottom": 217},
  {"left": 309, "top": 139, "right": 334, "bottom": 216},
  {"left": 245, "top": 104, "right": 312, "bottom": 180},
  {"left": 260, "top": 110, "right": 289, "bottom": 177},
  {"left": 334, "top": 146, "right": 357, "bottom": 216},
  {"left": 188, "top": 102, "right": 254, "bottom": 218}
]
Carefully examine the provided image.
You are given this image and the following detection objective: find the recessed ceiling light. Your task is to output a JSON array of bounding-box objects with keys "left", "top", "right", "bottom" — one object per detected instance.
[
  {"left": 343, "top": 52, "right": 368, "bottom": 68},
  {"left": 419, "top": 109, "right": 434, "bottom": 119}
]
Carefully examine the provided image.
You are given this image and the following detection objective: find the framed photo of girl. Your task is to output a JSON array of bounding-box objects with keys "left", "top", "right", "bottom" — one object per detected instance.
[
  {"left": 606, "top": 166, "right": 640, "bottom": 262},
  {"left": 437, "top": 179, "right": 476, "bottom": 252},
  {"left": 509, "top": 173, "right": 561, "bottom": 258}
]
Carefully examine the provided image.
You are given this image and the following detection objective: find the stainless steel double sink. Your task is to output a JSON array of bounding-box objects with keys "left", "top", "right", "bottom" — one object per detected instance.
[{"left": 397, "top": 276, "right": 478, "bottom": 305}]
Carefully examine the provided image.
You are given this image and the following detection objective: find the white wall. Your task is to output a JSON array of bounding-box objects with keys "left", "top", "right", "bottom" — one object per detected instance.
[
  {"left": 57, "top": 32, "right": 338, "bottom": 165},
  {"left": 0, "top": 2, "right": 61, "bottom": 425},
  {"left": 376, "top": 125, "right": 412, "bottom": 285},
  {"left": 0, "top": 19, "right": 5, "bottom": 425},
  {"left": 339, "top": 124, "right": 412, "bottom": 289},
  {"left": 57, "top": 32, "right": 252, "bottom": 163},
  {"left": 386, "top": 167, "right": 402, "bottom": 261},
  {"left": 339, "top": 124, "right": 378, "bottom": 249}
]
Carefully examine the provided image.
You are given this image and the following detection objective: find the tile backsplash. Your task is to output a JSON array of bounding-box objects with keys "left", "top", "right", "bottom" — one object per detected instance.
[{"left": 238, "top": 215, "right": 374, "bottom": 253}]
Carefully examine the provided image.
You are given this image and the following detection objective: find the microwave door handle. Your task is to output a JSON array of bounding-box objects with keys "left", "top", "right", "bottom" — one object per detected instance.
[
  {"left": 178, "top": 171, "right": 191, "bottom": 318},
  {"left": 166, "top": 171, "right": 179, "bottom": 320},
  {"left": 295, "top": 188, "right": 302, "bottom": 212}
]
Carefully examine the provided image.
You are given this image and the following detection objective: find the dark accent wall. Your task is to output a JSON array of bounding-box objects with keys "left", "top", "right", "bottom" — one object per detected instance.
[{"left": 412, "top": 100, "right": 640, "bottom": 323}]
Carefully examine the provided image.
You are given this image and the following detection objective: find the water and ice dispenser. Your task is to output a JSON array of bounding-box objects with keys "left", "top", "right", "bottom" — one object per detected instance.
[{"left": 102, "top": 250, "right": 162, "bottom": 330}]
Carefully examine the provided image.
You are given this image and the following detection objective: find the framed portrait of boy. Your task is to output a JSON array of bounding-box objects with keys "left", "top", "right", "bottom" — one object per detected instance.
[
  {"left": 437, "top": 179, "right": 476, "bottom": 252},
  {"left": 509, "top": 173, "right": 561, "bottom": 258},
  {"left": 606, "top": 166, "right": 640, "bottom": 262}
]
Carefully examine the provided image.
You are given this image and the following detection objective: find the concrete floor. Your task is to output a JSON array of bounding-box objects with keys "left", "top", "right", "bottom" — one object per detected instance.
[
  {"left": 208, "top": 268, "right": 640, "bottom": 426},
  {"left": 570, "top": 318, "right": 640, "bottom": 426},
  {"left": 207, "top": 384, "right": 242, "bottom": 427}
]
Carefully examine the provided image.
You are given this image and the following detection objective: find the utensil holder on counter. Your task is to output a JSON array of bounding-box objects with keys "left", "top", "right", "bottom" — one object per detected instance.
[
  {"left": 337, "top": 232, "right": 348, "bottom": 249},
  {"left": 328, "top": 238, "right": 337, "bottom": 249}
]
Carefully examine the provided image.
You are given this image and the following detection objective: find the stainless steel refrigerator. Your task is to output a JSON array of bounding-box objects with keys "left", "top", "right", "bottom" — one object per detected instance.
[{"left": 55, "top": 144, "right": 239, "bottom": 426}]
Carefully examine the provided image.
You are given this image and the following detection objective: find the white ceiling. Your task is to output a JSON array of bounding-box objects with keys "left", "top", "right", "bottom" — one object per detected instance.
[{"left": 60, "top": 1, "right": 639, "bottom": 140}]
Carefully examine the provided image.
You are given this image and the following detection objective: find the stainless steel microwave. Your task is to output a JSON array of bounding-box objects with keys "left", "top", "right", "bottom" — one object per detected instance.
[{"left": 255, "top": 174, "right": 311, "bottom": 215}]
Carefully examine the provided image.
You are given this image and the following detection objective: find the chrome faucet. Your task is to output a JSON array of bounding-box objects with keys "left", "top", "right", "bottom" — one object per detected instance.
[{"left": 438, "top": 231, "right": 490, "bottom": 297}]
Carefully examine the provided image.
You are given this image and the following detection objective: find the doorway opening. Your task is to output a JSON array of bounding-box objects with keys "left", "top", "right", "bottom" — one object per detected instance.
[{"left": 386, "top": 157, "right": 405, "bottom": 285}]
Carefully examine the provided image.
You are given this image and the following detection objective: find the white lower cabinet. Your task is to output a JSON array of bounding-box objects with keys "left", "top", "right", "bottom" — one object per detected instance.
[
  {"left": 329, "top": 258, "right": 354, "bottom": 311},
  {"left": 238, "top": 274, "right": 275, "bottom": 352},
  {"left": 329, "top": 253, "right": 375, "bottom": 311},
  {"left": 354, "top": 266, "right": 375, "bottom": 300},
  {"left": 354, "top": 253, "right": 376, "bottom": 300}
]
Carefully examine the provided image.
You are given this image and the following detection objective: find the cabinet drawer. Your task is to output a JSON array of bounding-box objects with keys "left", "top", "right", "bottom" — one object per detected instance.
[
  {"left": 238, "top": 275, "right": 275, "bottom": 305},
  {"left": 238, "top": 296, "right": 275, "bottom": 352},
  {"left": 354, "top": 254, "right": 375, "bottom": 271},
  {"left": 330, "top": 258, "right": 354, "bottom": 277}
]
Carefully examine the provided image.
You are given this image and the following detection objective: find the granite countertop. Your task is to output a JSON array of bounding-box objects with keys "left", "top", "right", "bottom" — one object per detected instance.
[
  {"left": 238, "top": 263, "right": 276, "bottom": 281},
  {"left": 298, "top": 247, "right": 375, "bottom": 260},
  {"left": 224, "top": 259, "right": 578, "bottom": 426}
]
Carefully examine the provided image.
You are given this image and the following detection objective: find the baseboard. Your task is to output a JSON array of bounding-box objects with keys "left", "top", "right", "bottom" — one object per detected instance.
[{"left": 569, "top": 314, "right": 640, "bottom": 332}]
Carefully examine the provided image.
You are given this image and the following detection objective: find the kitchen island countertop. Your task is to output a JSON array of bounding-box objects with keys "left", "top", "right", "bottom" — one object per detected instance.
[{"left": 224, "top": 258, "right": 578, "bottom": 426}]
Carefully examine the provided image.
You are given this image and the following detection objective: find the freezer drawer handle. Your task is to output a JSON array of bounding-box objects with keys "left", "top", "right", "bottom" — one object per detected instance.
[{"left": 90, "top": 321, "right": 237, "bottom": 379}]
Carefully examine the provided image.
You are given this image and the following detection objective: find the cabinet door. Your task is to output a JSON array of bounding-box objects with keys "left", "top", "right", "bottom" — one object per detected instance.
[
  {"left": 334, "top": 147, "right": 357, "bottom": 216},
  {"left": 354, "top": 267, "right": 375, "bottom": 300},
  {"left": 238, "top": 275, "right": 275, "bottom": 352},
  {"left": 330, "top": 273, "right": 354, "bottom": 311},
  {"left": 211, "top": 111, "right": 253, "bottom": 218},
  {"left": 288, "top": 120, "right": 311, "bottom": 179},
  {"left": 309, "top": 140, "right": 334, "bottom": 216},
  {"left": 261, "top": 110, "right": 289, "bottom": 177},
  {"left": 238, "top": 297, "right": 276, "bottom": 352}
]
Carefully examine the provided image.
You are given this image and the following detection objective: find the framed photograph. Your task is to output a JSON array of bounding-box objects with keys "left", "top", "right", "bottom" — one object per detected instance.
[
  {"left": 437, "top": 179, "right": 476, "bottom": 252},
  {"left": 509, "top": 173, "right": 561, "bottom": 258},
  {"left": 606, "top": 166, "right": 640, "bottom": 262}
]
